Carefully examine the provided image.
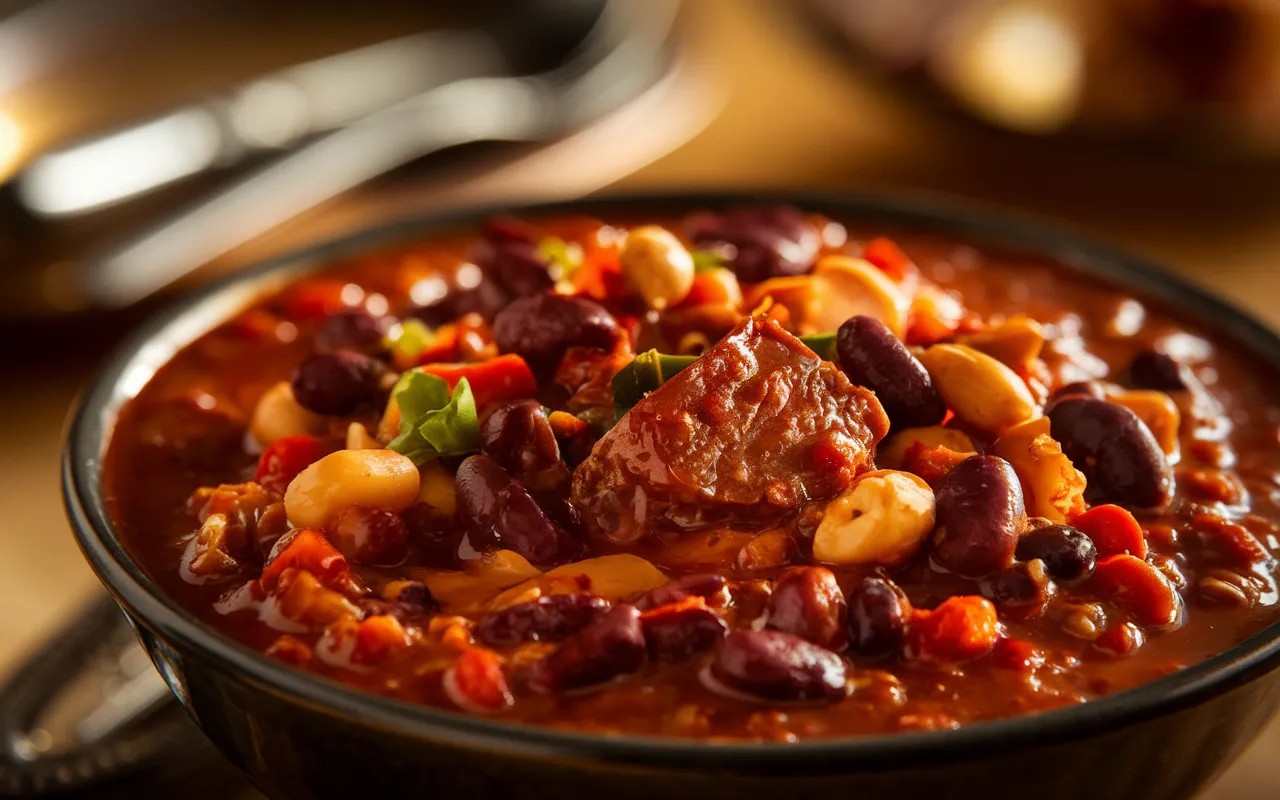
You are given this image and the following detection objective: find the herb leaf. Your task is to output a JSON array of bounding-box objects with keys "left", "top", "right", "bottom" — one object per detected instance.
[
  {"left": 537, "top": 236, "right": 585, "bottom": 280},
  {"left": 387, "top": 370, "right": 480, "bottom": 464},
  {"left": 691, "top": 250, "right": 729, "bottom": 273}
]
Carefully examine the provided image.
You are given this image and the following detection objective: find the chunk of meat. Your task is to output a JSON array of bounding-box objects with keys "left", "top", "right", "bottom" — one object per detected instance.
[{"left": 571, "top": 314, "right": 888, "bottom": 543}]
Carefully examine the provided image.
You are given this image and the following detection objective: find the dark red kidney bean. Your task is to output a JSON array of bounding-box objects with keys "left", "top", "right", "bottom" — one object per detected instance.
[
  {"left": 531, "top": 605, "right": 646, "bottom": 692},
  {"left": 709, "top": 629, "right": 848, "bottom": 702},
  {"left": 845, "top": 576, "right": 912, "bottom": 658},
  {"left": 931, "top": 455, "right": 1026, "bottom": 578},
  {"left": 289, "top": 350, "right": 383, "bottom": 414},
  {"left": 388, "top": 580, "right": 438, "bottom": 614},
  {"left": 330, "top": 508, "right": 408, "bottom": 567},
  {"left": 688, "top": 205, "right": 819, "bottom": 282},
  {"left": 1048, "top": 397, "right": 1173, "bottom": 508},
  {"left": 455, "top": 454, "right": 582, "bottom": 566},
  {"left": 403, "top": 503, "right": 462, "bottom": 570},
  {"left": 413, "top": 279, "right": 510, "bottom": 326},
  {"left": 476, "top": 594, "right": 610, "bottom": 647},
  {"left": 481, "top": 400, "right": 570, "bottom": 493},
  {"left": 1015, "top": 524, "right": 1097, "bottom": 583},
  {"left": 473, "top": 231, "right": 556, "bottom": 298},
  {"left": 318, "top": 308, "right": 394, "bottom": 353},
  {"left": 981, "top": 561, "right": 1054, "bottom": 614},
  {"left": 835, "top": 315, "right": 945, "bottom": 429},
  {"left": 765, "top": 567, "right": 847, "bottom": 650},
  {"left": 634, "top": 573, "right": 728, "bottom": 611},
  {"left": 1129, "top": 350, "right": 1189, "bottom": 391},
  {"left": 640, "top": 602, "right": 728, "bottom": 661},
  {"left": 493, "top": 294, "right": 619, "bottom": 374},
  {"left": 1045, "top": 381, "right": 1105, "bottom": 411}
]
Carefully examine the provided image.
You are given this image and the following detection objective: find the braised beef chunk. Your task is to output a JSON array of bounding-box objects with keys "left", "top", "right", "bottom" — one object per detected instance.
[{"left": 571, "top": 314, "right": 889, "bottom": 542}]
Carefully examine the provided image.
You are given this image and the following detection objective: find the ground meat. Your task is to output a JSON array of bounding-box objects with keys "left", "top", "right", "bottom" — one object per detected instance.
[{"left": 571, "top": 314, "right": 888, "bottom": 543}]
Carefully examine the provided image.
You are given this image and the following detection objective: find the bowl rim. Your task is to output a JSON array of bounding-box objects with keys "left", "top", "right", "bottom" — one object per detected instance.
[{"left": 63, "top": 190, "right": 1280, "bottom": 771}]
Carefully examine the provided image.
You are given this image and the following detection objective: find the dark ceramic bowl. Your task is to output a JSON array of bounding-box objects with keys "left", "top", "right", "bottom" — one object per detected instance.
[{"left": 64, "top": 194, "right": 1280, "bottom": 800}]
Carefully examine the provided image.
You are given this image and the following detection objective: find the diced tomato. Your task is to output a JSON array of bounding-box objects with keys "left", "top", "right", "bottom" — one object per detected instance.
[
  {"left": 265, "top": 634, "right": 314, "bottom": 666},
  {"left": 421, "top": 354, "right": 537, "bottom": 408},
  {"left": 260, "top": 529, "right": 350, "bottom": 592},
  {"left": 1090, "top": 554, "right": 1182, "bottom": 627},
  {"left": 354, "top": 615, "right": 412, "bottom": 664},
  {"left": 862, "top": 237, "right": 914, "bottom": 282},
  {"left": 572, "top": 248, "right": 630, "bottom": 302},
  {"left": 254, "top": 436, "right": 322, "bottom": 494},
  {"left": 907, "top": 596, "right": 999, "bottom": 664},
  {"left": 989, "top": 637, "right": 1045, "bottom": 672},
  {"left": 548, "top": 410, "right": 590, "bottom": 439},
  {"left": 1094, "top": 621, "right": 1145, "bottom": 657},
  {"left": 282, "top": 280, "right": 355, "bottom": 321},
  {"left": 447, "top": 648, "right": 514, "bottom": 712},
  {"left": 1191, "top": 512, "right": 1273, "bottom": 566},
  {"left": 1072, "top": 505, "right": 1147, "bottom": 559}
]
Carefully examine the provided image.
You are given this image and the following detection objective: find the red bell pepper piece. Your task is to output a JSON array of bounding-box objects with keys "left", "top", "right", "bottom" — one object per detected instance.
[
  {"left": 1072, "top": 505, "right": 1147, "bottom": 559},
  {"left": 260, "top": 529, "right": 350, "bottom": 592},
  {"left": 281, "top": 280, "right": 354, "bottom": 321},
  {"left": 447, "top": 648, "right": 514, "bottom": 712},
  {"left": 421, "top": 354, "right": 537, "bottom": 408},
  {"left": 254, "top": 436, "right": 322, "bottom": 494},
  {"left": 907, "top": 596, "right": 999, "bottom": 664},
  {"left": 862, "top": 237, "right": 914, "bottom": 282},
  {"left": 354, "top": 615, "right": 411, "bottom": 664}
]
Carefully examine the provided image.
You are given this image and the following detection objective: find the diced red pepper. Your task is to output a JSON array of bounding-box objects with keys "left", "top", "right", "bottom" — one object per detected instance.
[
  {"left": 281, "top": 280, "right": 355, "bottom": 321},
  {"left": 679, "top": 269, "right": 743, "bottom": 309},
  {"left": 572, "top": 248, "right": 629, "bottom": 302},
  {"left": 447, "top": 647, "right": 514, "bottom": 712},
  {"left": 411, "top": 325, "right": 461, "bottom": 366},
  {"left": 1090, "top": 554, "right": 1181, "bottom": 627},
  {"left": 354, "top": 615, "right": 411, "bottom": 664},
  {"left": 265, "top": 634, "right": 314, "bottom": 667},
  {"left": 907, "top": 596, "right": 999, "bottom": 664},
  {"left": 228, "top": 308, "right": 285, "bottom": 341},
  {"left": 254, "top": 436, "right": 322, "bottom": 495},
  {"left": 1072, "top": 505, "right": 1147, "bottom": 559},
  {"left": 421, "top": 354, "right": 537, "bottom": 408},
  {"left": 260, "top": 529, "right": 350, "bottom": 592},
  {"left": 862, "top": 237, "right": 914, "bottom": 282},
  {"left": 989, "top": 637, "right": 1045, "bottom": 672},
  {"left": 548, "top": 410, "right": 590, "bottom": 439}
]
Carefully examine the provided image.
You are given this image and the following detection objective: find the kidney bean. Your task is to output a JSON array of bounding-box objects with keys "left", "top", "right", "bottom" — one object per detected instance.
[
  {"left": 835, "top": 315, "right": 945, "bottom": 429},
  {"left": 1048, "top": 397, "right": 1173, "bottom": 508},
  {"left": 318, "top": 308, "right": 394, "bottom": 353},
  {"left": 1015, "top": 524, "right": 1098, "bottom": 583},
  {"left": 473, "top": 234, "right": 556, "bottom": 298},
  {"left": 330, "top": 507, "right": 409, "bottom": 567},
  {"left": 707, "top": 629, "right": 848, "bottom": 702},
  {"left": 387, "top": 580, "right": 437, "bottom": 614},
  {"left": 531, "top": 605, "right": 647, "bottom": 692},
  {"left": 413, "top": 280, "right": 511, "bottom": 327},
  {"left": 634, "top": 573, "right": 729, "bottom": 611},
  {"left": 1129, "top": 350, "right": 1188, "bottom": 391},
  {"left": 290, "top": 350, "right": 383, "bottom": 415},
  {"left": 688, "top": 205, "right": 820, "bottom": 282},
  {"left": 765, "top": 567, "right": 847, "bottom": 650},
  {"left": 481, "top": 400, "right": 570, "bottom": 493},
  {"left": 403, "top": 503, "right": 462, "bottom": 570},
  {"left": 455, "top": 454, "right": 582, "bottom": 566},
  {"left": 982, "top": 561, "right": 1054, "bottom": 615},
  {"left": 845, "top": 576, "right": 912, "bottom": 658},
  {"left": 640, "top": 599, "right": 728, "bottom": 661},
  {"left": 931, "top": 455, "right": 1026, "bottom": 578},
  {"left": 492, "top": 294, "right": 619, "bottom": 374},
  {"left": 477, "top": 594, "right": 610, "bottom": 647},
  {"left": 1045, "top": 381, "right": 1105, "bottom": 411}
]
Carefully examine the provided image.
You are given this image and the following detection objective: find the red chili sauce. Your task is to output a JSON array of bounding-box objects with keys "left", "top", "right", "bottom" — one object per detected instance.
[{"left": 103, "top": 207, "right": 1280, "bottom": 740}]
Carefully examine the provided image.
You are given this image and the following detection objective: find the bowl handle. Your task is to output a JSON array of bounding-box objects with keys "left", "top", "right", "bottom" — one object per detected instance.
[{"left": 0, "top": 593, "right": 231, "bottom": 794}]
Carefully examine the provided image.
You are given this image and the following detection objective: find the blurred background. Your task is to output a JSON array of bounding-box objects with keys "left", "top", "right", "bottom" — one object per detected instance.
[{"left": 2, "top": 0, "right": 1279, "bottom": 796}]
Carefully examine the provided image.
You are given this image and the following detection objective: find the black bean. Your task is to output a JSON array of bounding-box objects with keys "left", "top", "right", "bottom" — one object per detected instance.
[
  {"left": 1129, "top": 351, "right": 1189, "bottom": 391},
  {"left": 688, "top": 205, "right": 819, "bottom": 283},
  {"left": 708, "top": 629, "right": 847, "bottom": 702},
  {"left": 845, "top": 577, "right": 911, "bottom": 658},
  {"left": 492, "top": 294, "right": 619, "bottom": 374},
  {"left": 476, "top": 594, "right": 610, "bottom": 647},
  {"left": 1048, "top": 397, "right": 1173, "bottom": 508},
  {"left": 634, "top": 574, "right": 728, "bottom": 611},
  {"left": 931, "top": 455, "right": 1026, "bottom": 578},
  {"left": 455, "top": 454, "right": 583, "bottom": 566},
  {"left": 765, "top": 567, "right": 847, "bottom": 650},
  {"left": 289, "top": 350, "right": 383, "bottom": 414},
  {"left": 1016, "top": 524, "right": 1097, "bottom": 583},
  {"left": 640, "top": 602, "right": 727, "bottom": 661},
  {"left": 318, "top": 309, "right": 394, "bottom": 353},
  {"left": 481, "top": 400, "right": 570, "bottom": 493},
  {"left": 531, "top": 605, "right": 647, "bottom": 692},
  {"left": 981, "top": 561, "right": 1054, "bottom": 614},
  {"left": 836, "top": 315, "right": 945, "bottom": 429}
]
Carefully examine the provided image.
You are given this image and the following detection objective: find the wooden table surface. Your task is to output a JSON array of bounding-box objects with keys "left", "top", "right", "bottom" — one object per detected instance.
[{"left": 1, "top": 1, "right": 1277, "bottom": 796}]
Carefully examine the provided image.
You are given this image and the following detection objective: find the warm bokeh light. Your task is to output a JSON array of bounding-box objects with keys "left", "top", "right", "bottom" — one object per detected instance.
[{"left": 0, "top": 110, "right": 22, "bottom": 181}]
